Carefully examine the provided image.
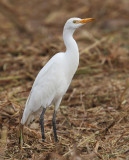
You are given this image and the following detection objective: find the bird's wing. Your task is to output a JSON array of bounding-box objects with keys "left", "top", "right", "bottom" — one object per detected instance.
[
  {"left": 21, "top": 52, "right": 67, "bottom": 124},
  {"left": 26, "top": 54, "right": 57, "bottom": 107}
]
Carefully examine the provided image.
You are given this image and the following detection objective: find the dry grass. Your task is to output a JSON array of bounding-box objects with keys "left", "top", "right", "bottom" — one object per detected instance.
[{"left": 0, "top": 0, "right": 129, "bottom": 159}]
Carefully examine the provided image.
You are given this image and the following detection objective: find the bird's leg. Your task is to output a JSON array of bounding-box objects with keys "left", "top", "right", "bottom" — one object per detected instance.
[
  {"left": 52, "top": 110, "right": 58, "bottom": 142},
  {"left": 40, "top": 107, "right": 46, "bottom": 141}
]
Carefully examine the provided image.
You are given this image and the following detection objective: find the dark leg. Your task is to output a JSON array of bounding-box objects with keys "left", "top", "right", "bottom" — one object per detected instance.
[
  {"left": 40, "top": 108, "right": 46, "bottom": 141},
  {"left": 52, "top": 110, "right": 58, "bottom": 142}
]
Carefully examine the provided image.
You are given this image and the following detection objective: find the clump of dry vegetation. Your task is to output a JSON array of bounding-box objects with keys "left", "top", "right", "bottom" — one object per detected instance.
[{"left": 0, "top": 0, "right": 129, "bottom": 159}]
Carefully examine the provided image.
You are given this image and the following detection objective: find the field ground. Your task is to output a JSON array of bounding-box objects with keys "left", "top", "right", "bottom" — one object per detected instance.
[{"left": 0, "top": 0, "right": 129, "bottom": 159}]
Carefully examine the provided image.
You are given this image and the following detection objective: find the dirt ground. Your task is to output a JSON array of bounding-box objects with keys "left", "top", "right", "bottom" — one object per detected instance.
[{"left": 0, "top": 0, "right": 129, "bottom": 159}]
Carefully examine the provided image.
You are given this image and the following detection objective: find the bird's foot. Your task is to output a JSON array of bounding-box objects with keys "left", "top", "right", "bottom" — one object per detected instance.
[
  {"left": 41, "top": 135, "right": 45, "bottom": 142},
  {"left": 54, "top": 136, "right": 58, "bottom": 143},
  {"left": 42, "top": 138, "right": 45, "bottom": 142}
]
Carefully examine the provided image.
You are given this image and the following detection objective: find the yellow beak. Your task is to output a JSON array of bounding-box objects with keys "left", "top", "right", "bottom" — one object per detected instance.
[{"left": 76, "top": 18, "right": 95, "bottom": 24}]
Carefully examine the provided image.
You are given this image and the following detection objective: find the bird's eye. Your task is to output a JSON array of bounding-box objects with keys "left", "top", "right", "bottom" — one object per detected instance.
[{"left": 73, "top": 20, "right": 76, "bottom": 24}]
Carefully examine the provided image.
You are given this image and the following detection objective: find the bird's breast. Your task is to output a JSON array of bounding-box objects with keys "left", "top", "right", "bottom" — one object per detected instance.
[{"left": 65, "top": 52, "right": 79, "bottom": 80}]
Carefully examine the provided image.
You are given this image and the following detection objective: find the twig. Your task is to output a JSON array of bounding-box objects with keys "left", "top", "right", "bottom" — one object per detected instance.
[
  {"left": 80, "top": 37, "right": 108, "bottom": 54},
  {"left": 101, "top": 120, "right": 116, "bottom": 135},
  {"left": 60, "top": 106, "right": 76, "bottom": 127},
  {"left": 76, "top": 66, "right": 102, "bottom": 75}
]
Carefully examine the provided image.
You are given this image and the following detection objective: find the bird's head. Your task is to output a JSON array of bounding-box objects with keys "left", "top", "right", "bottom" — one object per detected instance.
[{"left": 64, "top": 17, "right": 95, "bottom": 31}]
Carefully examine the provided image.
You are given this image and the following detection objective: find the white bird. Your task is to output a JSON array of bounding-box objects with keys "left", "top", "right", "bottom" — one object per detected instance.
[{"left": 20, "top": 17, "right": 95, "bottom": 144}]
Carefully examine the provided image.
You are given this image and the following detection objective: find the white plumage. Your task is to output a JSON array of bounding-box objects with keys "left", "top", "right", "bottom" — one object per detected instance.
[{"left": 20, "top": 17, "right": 95, "bottom": 142}]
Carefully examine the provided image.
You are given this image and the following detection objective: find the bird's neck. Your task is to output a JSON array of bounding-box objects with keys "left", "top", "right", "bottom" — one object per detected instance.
[
  {"left": 63, "top": 28, "right": 79, "bottom": 54},
  {"left": 63, "top": 28, "right": 79, "bottom": 78}
]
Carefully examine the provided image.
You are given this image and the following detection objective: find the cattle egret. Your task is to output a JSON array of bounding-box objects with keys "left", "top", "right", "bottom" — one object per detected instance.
[{"left": 20, "top": 17, "right": 95, "bottom": 144}]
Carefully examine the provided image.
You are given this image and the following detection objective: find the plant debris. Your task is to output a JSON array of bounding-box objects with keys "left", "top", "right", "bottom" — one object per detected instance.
[{"left": 0, "top": 0, "right": 129, "bottom": 159}]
